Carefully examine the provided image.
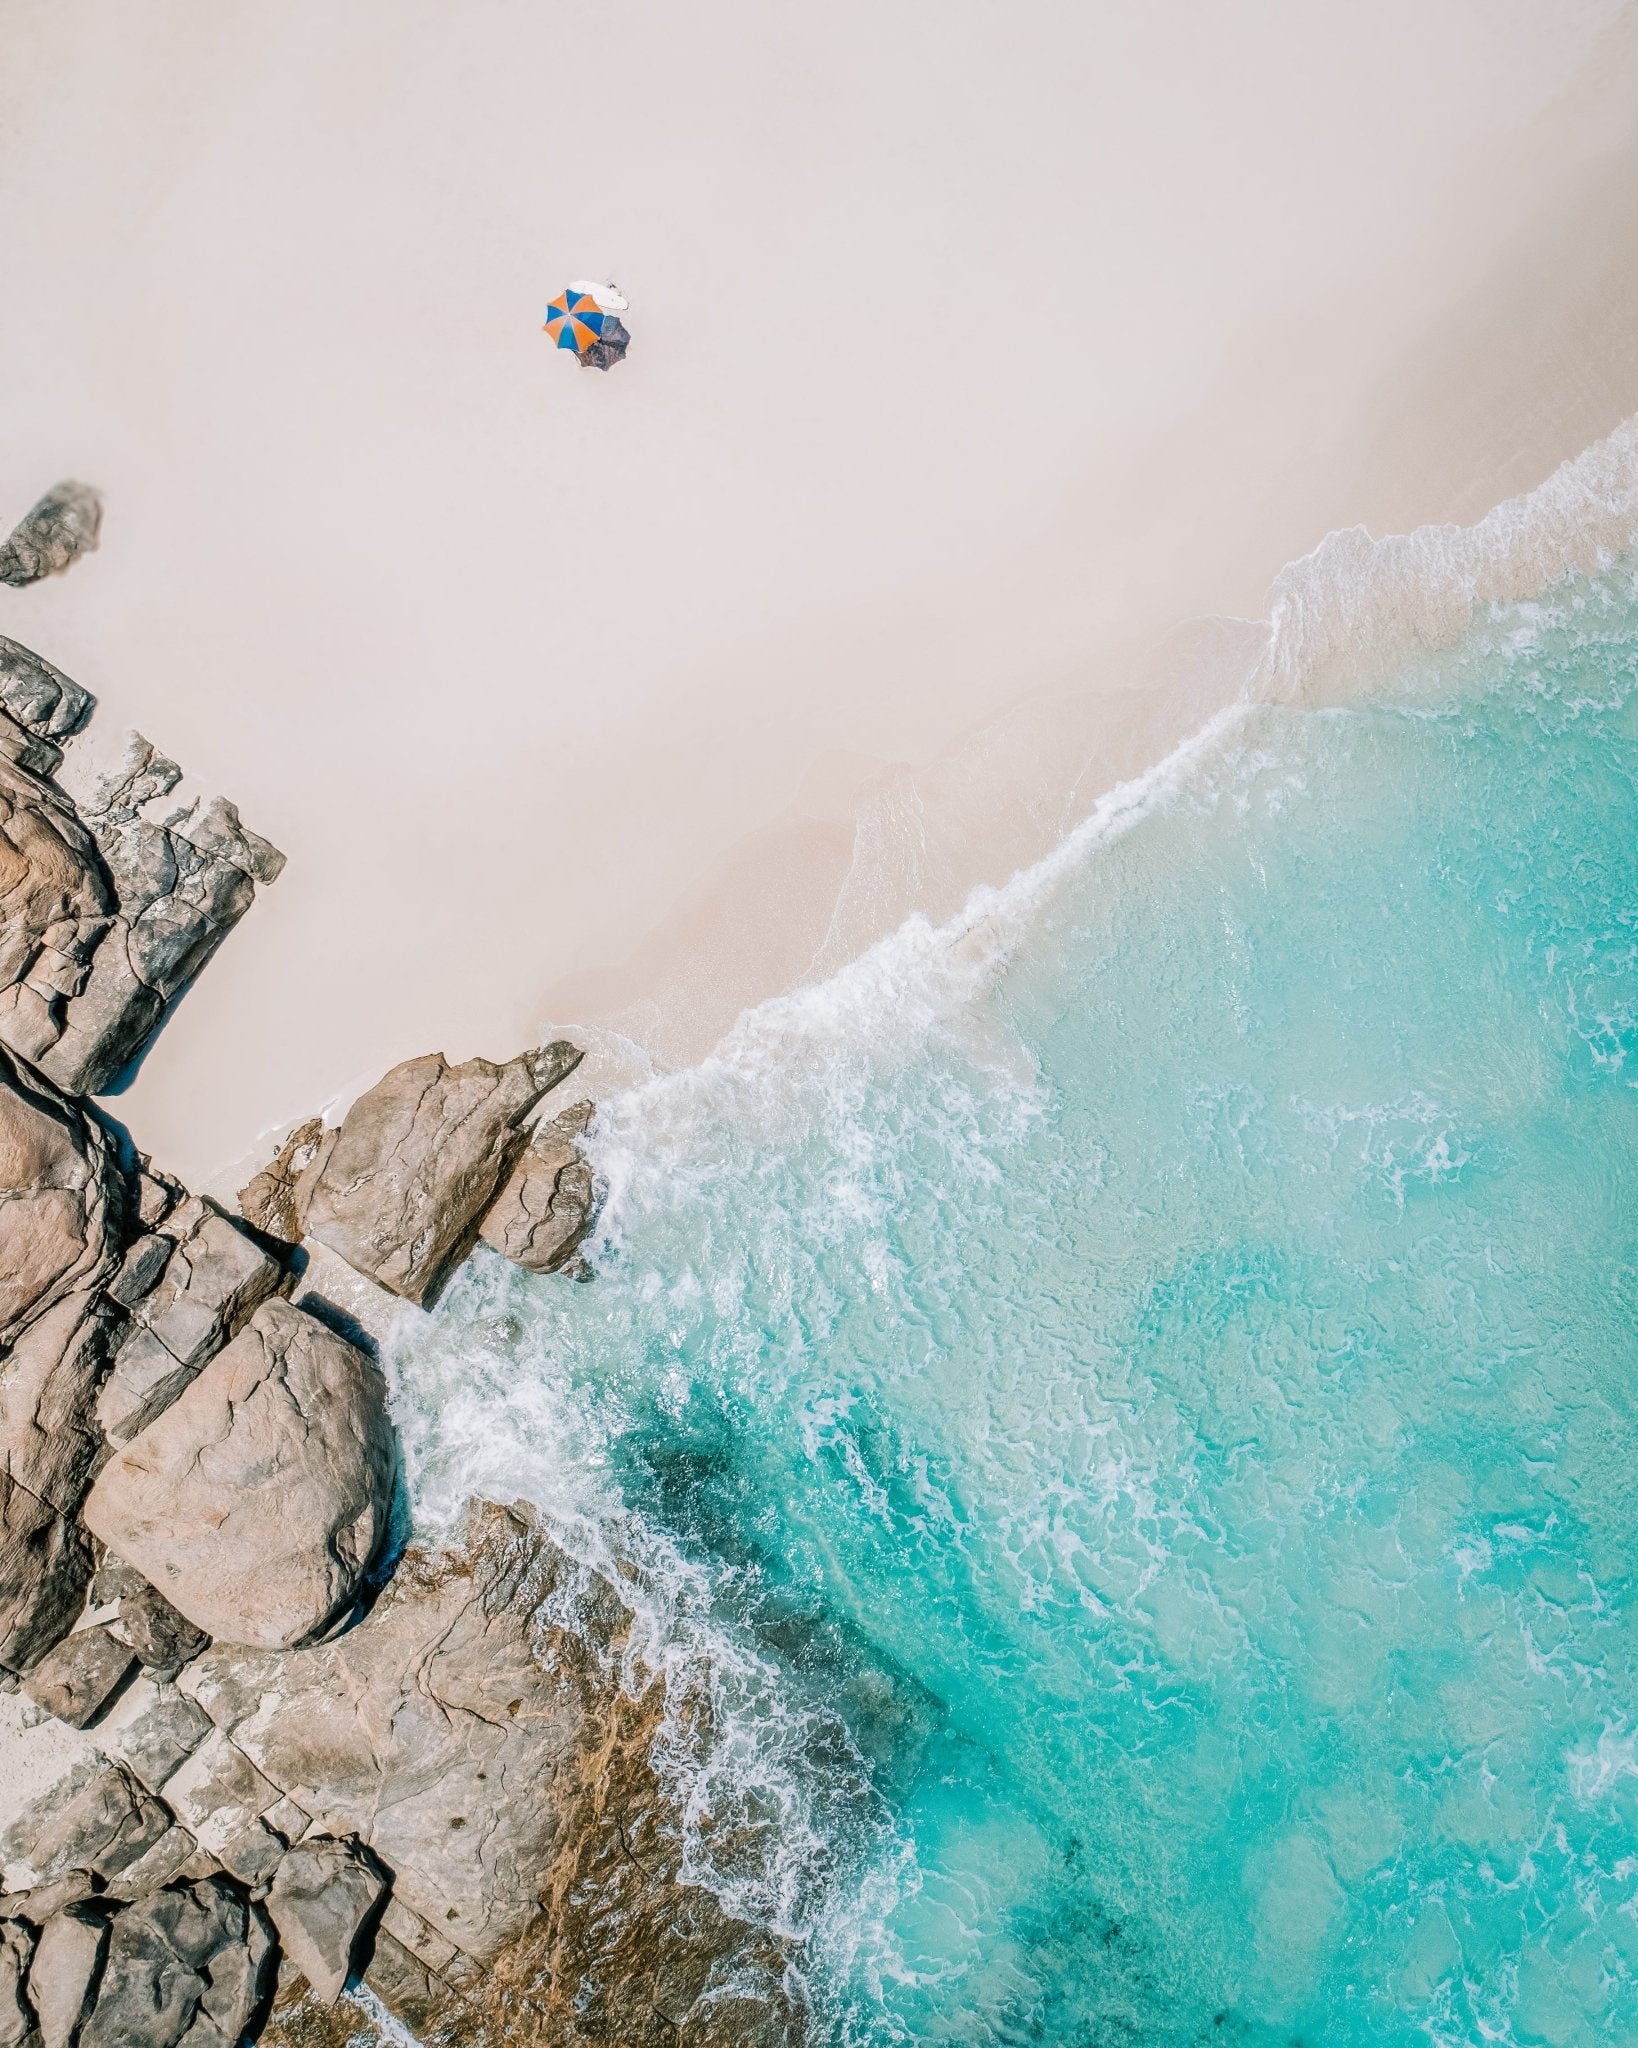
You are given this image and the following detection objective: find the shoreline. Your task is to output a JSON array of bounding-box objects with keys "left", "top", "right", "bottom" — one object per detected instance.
[{"left": 4, "top": 3, "right": 1638, "bottom": 1185}]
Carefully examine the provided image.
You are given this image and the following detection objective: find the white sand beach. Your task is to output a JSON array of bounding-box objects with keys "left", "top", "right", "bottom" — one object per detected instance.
[{"left": 3, "top": 0, "right": 1638, "bottom": 1184}]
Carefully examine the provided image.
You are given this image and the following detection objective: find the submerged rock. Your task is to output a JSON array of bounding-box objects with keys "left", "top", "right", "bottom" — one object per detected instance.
[
  {"left": 83, "top": 1299, "right": 394, "bottom": 1650},
  {"left": 296, "top": 1043, "right": 582, "bottom": 1303},
  {"left": 0, "top": 482, "right": 101, "bottom": 588}
]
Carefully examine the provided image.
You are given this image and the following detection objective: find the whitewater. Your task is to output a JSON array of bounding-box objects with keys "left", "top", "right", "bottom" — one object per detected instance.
[{"left": 389, "top": 536, "right": 1638, "bottom": 2044}]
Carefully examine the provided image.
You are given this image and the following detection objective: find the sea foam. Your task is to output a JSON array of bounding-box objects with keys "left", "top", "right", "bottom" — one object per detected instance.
[{"left": 391, "top": 439, "right": 1638, "bottom": 2046}]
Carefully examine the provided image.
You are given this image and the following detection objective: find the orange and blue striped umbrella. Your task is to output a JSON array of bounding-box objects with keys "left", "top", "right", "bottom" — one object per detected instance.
[{"left": 543, "top": 288, "right": 606, "bottom": 353}]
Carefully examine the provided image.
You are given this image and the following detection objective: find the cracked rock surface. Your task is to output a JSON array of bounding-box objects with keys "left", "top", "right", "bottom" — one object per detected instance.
[
  {"left": 0, "top": 645, "right": 284, "bottom": 1097},
  {"left": 180, "top": 1502, "right": 584, "bottom": 1963},
  {"left": 83, "top": 1299, "right": 394, "bottom": 1651},
  {"left": 296, "top": 1043, "right": 583, "bottom": 1303}
]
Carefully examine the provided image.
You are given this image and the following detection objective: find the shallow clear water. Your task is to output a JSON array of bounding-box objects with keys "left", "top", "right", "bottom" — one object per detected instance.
[{"left": 393, "top": 561, "right": 1638, "bottom": 2046}]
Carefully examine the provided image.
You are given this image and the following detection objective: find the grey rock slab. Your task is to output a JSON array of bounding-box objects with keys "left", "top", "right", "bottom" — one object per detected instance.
[
  {"left": 27, "top": 1903, "right": 104, "bottom": 2048},
  {"left": 360, "top": 1925, "right": 441, "bottom": 2033},
  {"left": 380, "top": 1893, "right": 458, "bottom": 1975},
  {"left": 0, "top": 1918, "right": 31, "bottom": 2048},
  {"left": 176, "top": 797, "right": 284, "bottom": 886},
  {"left": 29, "top": 735, "right": 285, "bottom": 1099},
  {"left": 104, "top": 1822, "right": 197, "bottom": 1902},
  {"left": 182, "top": 1503, "right": 587, "bottom": 1963},
  {"left": 299, "top": 1041, "right": 583, "bottom": 1304},
  {"left": 478, "top": 1097, "right": 597, "bottom": 1274},
  {"left": 77, "top": 1875, "right": 272, "bottom": 2048},
  {"left": 94, "top": 1677, "right": 212, "bottom": 1794},
  {"left": 0, "top": 484, "right": 101, "bottom": 589},
  {"left": 0, "top": 1279, "right": 120, "bottom": 1679},
  {"left": 0, "top": 638, "right": 94, "bottom": 743},
  {"left": 105, "top": 1232, "right": 172, "bottom": 1310},
  {"left": 162, "top": 1730, "right": 277, "bottom": 1856},
  {"left": 264, "top": 1834, "right": 386, "bottom": 2004},
  {"left": 134, "top": 1168, "right": 182, "bottom": 1232},
  {"left": 94, "top": 1329, "right": 192, "bottom": 1451},
  {"left": 119, "top": 1196, "right": 282, "bottom": 1368},
  {"left": 0, "top": 1692, "right": 105, "bottom": 1880},
  {"left": 262, "top": 1798, "right": 310, "bottom": 1847},
  {"left": 83, "top": 1298, "right": 393, "bottom": 1651},
  {"left": 86, "top": 1559, "right": 146, "bottom": 1607},
  {"left": 21, "top": 1762, "right": 171, "bottom": 1885},
  {"left": 0, "top": 1287, "right": 119, "bottom": 1517},
  {"left": 215, "top": 1818, "right": 284, "bottom": 1891},
  {"left": 0, "top": 706, "right": 63, "bottom": 780},
  {"left": 237, "top": 1118, "right": 325, "bottom": 1245},
  {"left": 0, "top": 1873, "right": 96, "bottom": 1926},
  {"left": 22, "top": 1624, "right": 136, "bottom": 1728}
]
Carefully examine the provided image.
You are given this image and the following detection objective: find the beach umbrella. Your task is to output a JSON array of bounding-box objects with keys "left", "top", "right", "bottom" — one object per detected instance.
[
  {"left": 543, "top": 288, "right": 606, "bottom": 353},
  {"left": 579, "top": 316, "right": 629, "bottom": 372}
]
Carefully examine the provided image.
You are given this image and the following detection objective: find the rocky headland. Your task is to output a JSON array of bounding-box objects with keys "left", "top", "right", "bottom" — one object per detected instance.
[{"left": 0, "top": 484, "right": 804, "bottom": 2046}]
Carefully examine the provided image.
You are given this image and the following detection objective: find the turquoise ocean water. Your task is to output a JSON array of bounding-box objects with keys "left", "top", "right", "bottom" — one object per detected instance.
[{"left": 393, "top": 558, "right": 1638, "bottom": 2046}]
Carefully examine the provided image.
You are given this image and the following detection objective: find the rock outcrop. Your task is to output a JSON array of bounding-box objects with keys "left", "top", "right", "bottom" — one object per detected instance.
[
  {"left": 77, "top": 1876, "right": 273, "bottom": 2047},
  {"left": 187, "top": 1505, "right": 805, "bottom": 2047},
  {"left": 84, "top": 1298, "right": 394, "bottom": 1650},
  {"left": 478, "top": 1098, "right": 598, "bottom": 1274},
  {"left": 0, "top": 483, "right": 102, "bottom": 589},
  {"left": 0, "top": 630, "right": 284, "bottom": 1098},
  {"left": 293, "top": 1043, "right": 582, "bottom": 1303},
  {"left": 37, "top": 732, "right": 286, "bottom": 1095},
  {"left": 238, "top": 1118, "right": 324, "bottom": 1246},
  {"left": 0, "top": 495, "right": 801, "bottom": 2048},
  {"left": 22, "top": 1624, "right": 137, "bottom": 1729}
]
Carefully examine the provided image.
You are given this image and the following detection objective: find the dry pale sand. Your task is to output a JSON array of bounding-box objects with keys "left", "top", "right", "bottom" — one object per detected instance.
[{"left": 4, "top": 1, "right": 1638, "bottom": 1185}]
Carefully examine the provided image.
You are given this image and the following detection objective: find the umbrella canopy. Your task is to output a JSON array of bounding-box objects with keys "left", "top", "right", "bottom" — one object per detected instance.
[
  {"left": 543, "top": 288, "right": 606, "bottom": 353},
  {"left": 579, "top": 316, "right": 630, "bottom": 372}
]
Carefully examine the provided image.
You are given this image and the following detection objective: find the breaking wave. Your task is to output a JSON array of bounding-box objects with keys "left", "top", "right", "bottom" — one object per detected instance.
[{"left": 389, "top": 424, "right": 1638, "bottom": 2045}]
